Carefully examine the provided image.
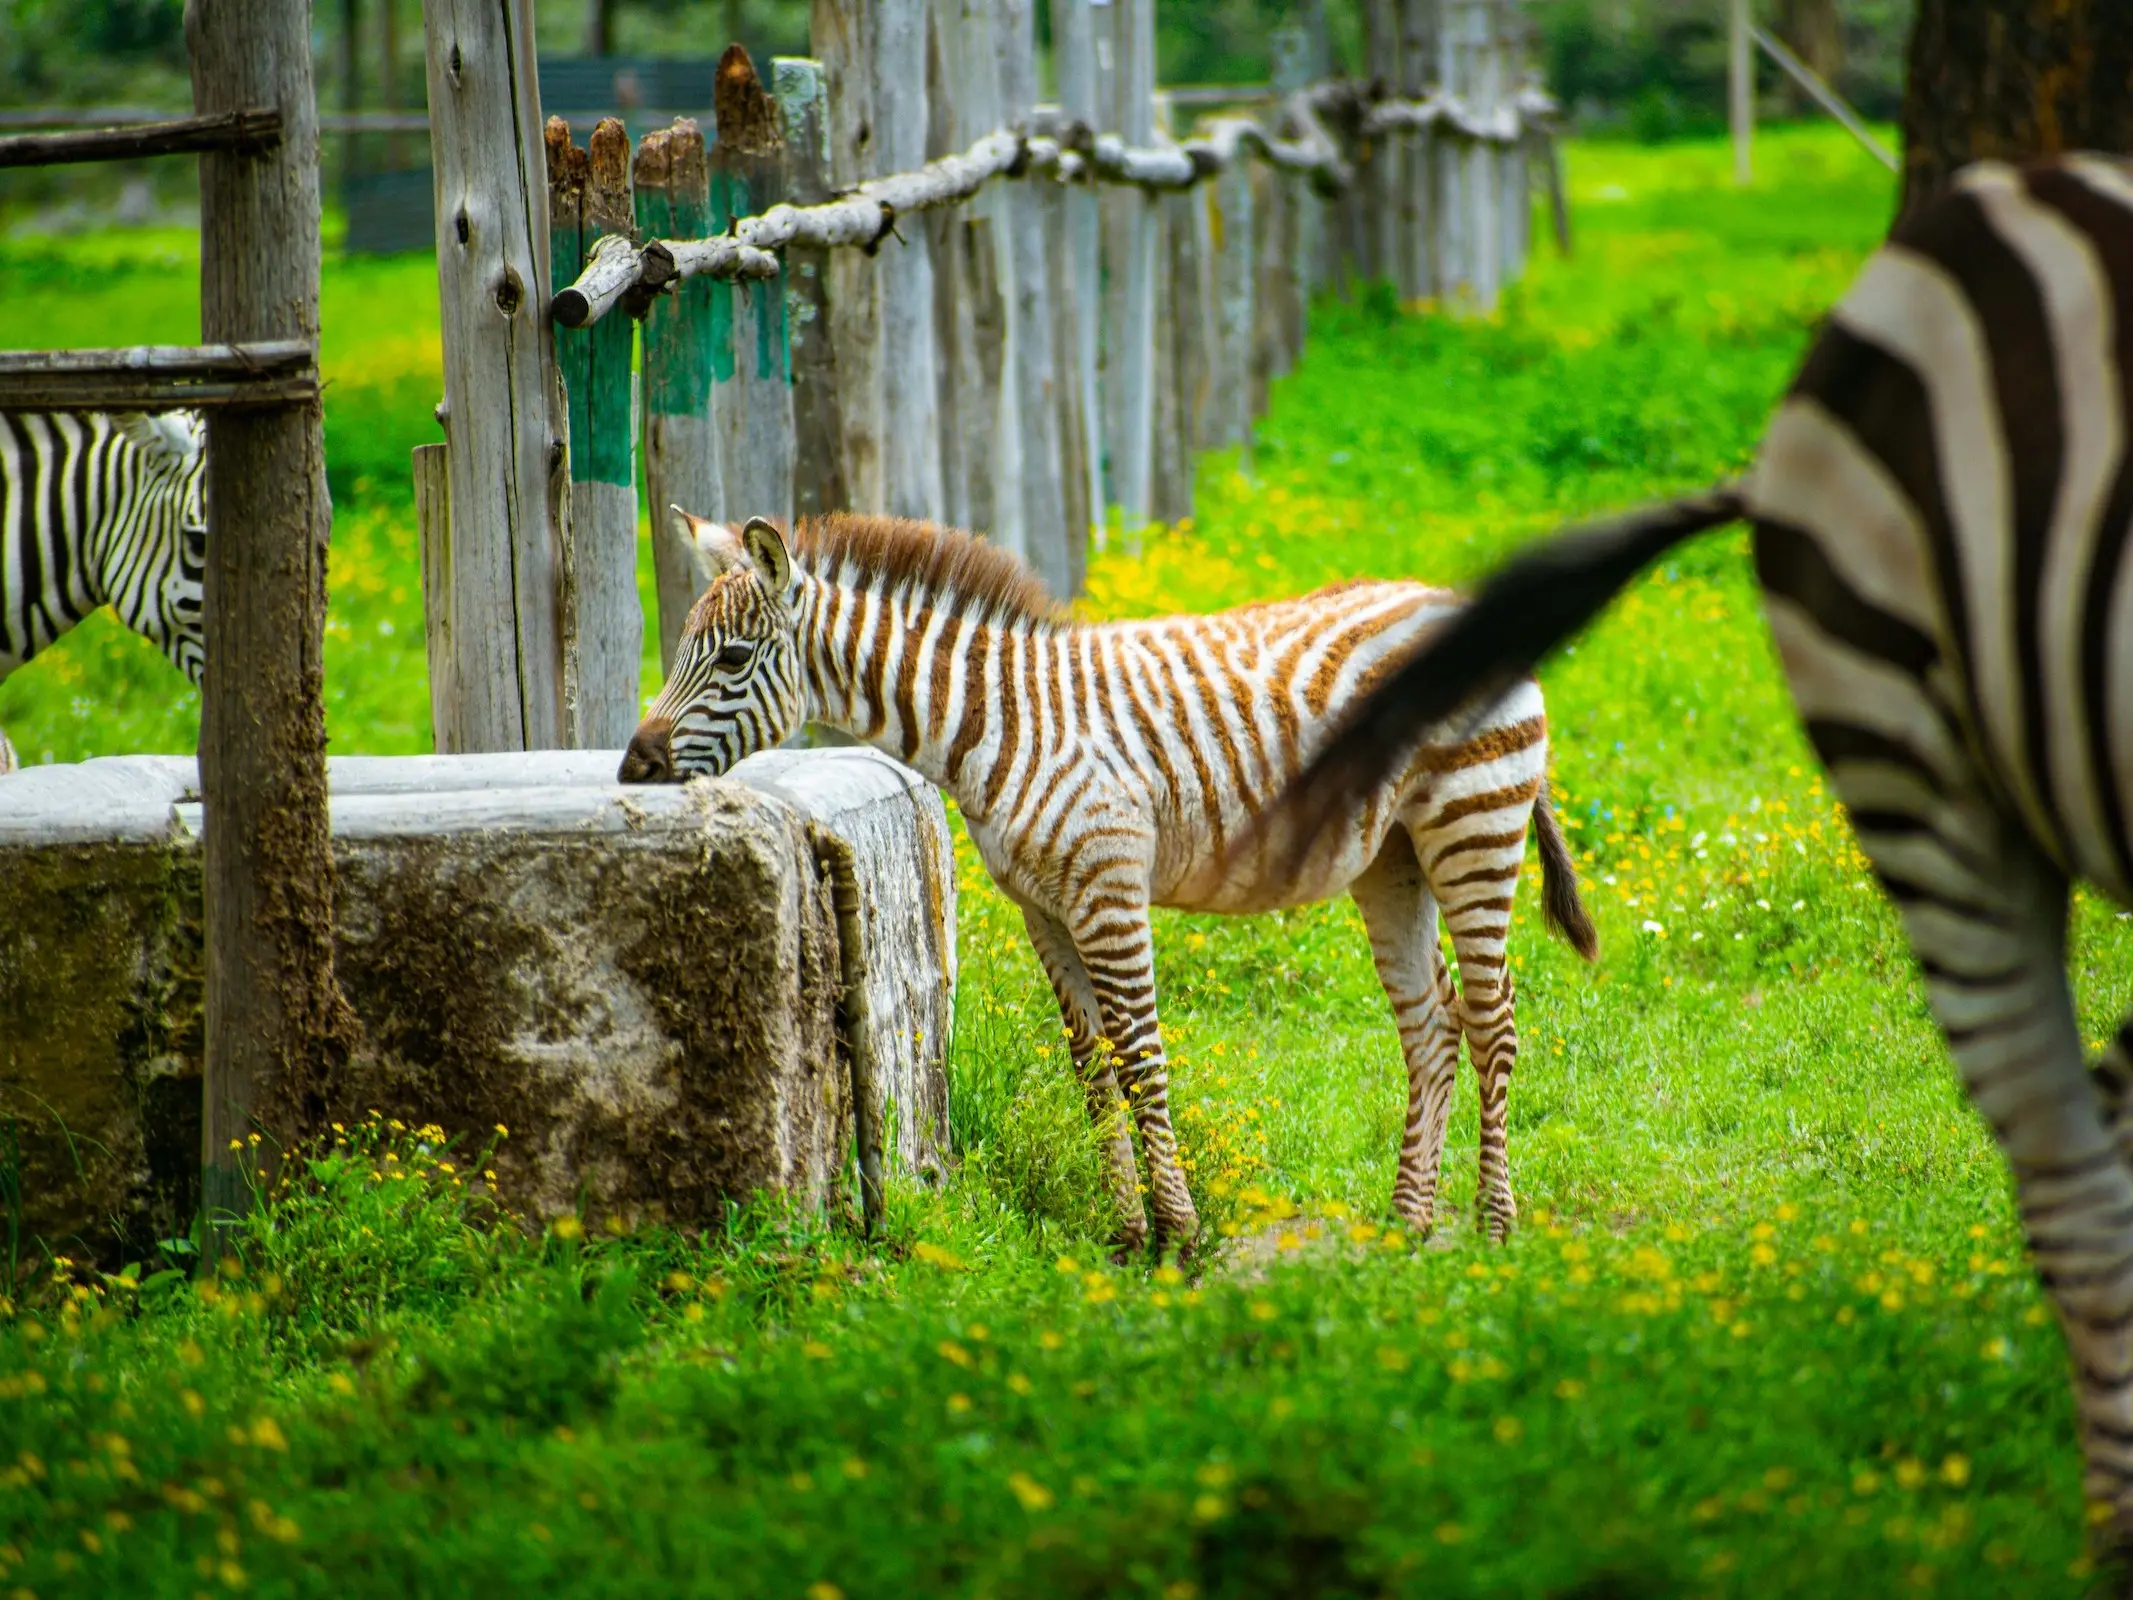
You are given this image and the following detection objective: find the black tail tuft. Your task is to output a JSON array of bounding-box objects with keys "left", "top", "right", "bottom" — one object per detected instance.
[
  {"left": 1239, "top": 485, "right": 1746, "bottom": 876},
  {"left": 1533, "top": 785, "right": 1598, "bottom": 962}
]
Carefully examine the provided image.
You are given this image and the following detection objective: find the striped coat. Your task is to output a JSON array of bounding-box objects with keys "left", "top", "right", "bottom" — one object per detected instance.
[
  {"left": 0, "top": 409, "right": 208, "bottom": 771},
  {"left": 1253, "top": 155, "right": 2133, "bottom": 1548},
  {"left": 622, "top": 511, "right": 1596, "bottom": 1255}
]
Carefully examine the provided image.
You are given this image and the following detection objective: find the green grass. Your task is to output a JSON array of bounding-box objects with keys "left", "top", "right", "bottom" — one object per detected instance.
[{"left": 2, "top": 123, "right": 2123, "bottom": 1596}]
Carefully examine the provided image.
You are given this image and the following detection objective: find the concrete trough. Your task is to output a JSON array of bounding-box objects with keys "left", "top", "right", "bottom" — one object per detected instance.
[{"left": 0, "top": 748, "right": 955, "bottom": 1257}]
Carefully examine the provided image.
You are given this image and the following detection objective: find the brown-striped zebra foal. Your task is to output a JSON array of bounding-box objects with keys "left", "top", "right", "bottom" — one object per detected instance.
[{"left": 620, "top": 511, "right": 1597, "bottom": 1256}]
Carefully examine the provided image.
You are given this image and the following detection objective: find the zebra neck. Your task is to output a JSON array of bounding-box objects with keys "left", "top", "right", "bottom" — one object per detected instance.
[{"left": 794, "top": 569, "right": 1048, "bottom": 799}]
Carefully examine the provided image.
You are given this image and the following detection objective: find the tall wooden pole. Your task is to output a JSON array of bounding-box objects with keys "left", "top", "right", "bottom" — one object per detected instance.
[
  {"left": 812, "top": 0, "right": 882, "bottom": 514},
  {"left": 187, "top": 0, "right": 351, "bottom": 1249},
  {"left": 424, "top": 0, "right": 572, "bottom": 749},
  {"left": 1103, "top": 0, "right": 1158, "bottom": 530},
  {"left": 1730, "top": 0, "right": 1754, "bottom": 186},
  {"left": 1054, "top": 0, "right": 1106, "bottom": 546},
  {"left": 778, "top": 56, "right": 848, "bottom": 521},
  {"left": 875, "top": 0, "right": 945, "bottom": 521}
]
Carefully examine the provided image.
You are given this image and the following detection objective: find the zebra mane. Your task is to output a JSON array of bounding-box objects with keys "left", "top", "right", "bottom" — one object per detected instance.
[{"left": 793, "top": 513, "right": 1066, "bottom": 629}]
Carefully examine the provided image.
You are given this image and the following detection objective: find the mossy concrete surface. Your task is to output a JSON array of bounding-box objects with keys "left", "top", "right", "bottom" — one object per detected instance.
[{"left": 0, "top": 749, "right": 955, "bottom": 1258}]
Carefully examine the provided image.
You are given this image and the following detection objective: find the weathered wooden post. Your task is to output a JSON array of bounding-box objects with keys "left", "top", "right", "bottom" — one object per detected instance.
[
  {"left": 1397, "top": 0, "right": 1437, "bottom": 302},
  {"left": 1208, "top": 141, "right": 1255, "bottom": 453},
  {"left": 811, "top": 0, "right": 882, "bottom": 514},
  {"left": 1729, "top": 0, "right": 1753, "bottom": 187},
  {"left": 1361, "top": 0, "right": 1399, "bottom": 285},
  {"left": 1464, "top": 0, "right": 1502, "bottom": 311},
  {"left": 1053, "top": 0, "right": 1107, "bottom": 548},
  {"left": 187, "top": 0, "right": 350, "bottom": 1244},
  {"left": 1102, "top": 0, "right": 1159, "bottom": 530},
  {"left": 875, "top": 0, "right": 945, "bottom": 521},
  {"left": 778, "top": 56, "right": 848, "bottom": 520},
  {"left": 637, "top": 122, "right": 718, "bottom": 671},
  {"left": 1436, "top": 0, "right": 1469, "bottom": 301},
  {"left": 422, "top": 0, "right": 572, "bottom": 750},
  {"left": 1000, "top": 0, "right": 1071, "bottom": 594},
  {"left": 710, "top": 47, "right": 797, "bottom": 532},
  {"left": 549, "top": 116, "right": 642, "bottom": 746}
]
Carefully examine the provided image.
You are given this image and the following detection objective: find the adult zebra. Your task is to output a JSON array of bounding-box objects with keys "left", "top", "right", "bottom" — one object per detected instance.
[
  {"left": 620, "top": 509, "right": 1598, "bottom": 1258},
  {"left": 0, "top": 409, "right": 207, "bottom": 772},
  {"left": 1251, "top": 154, "right": 2133, "bottom": 1552}
]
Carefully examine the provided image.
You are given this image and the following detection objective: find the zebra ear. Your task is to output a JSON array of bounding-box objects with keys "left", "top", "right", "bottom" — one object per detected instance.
[
  {"left": 740, "top": 516, "right": 793, "bottom": 595},
  {"left": 116, "top": 411, "right": 200, "bottom": 466},
  {"left": 673, "top": 504, "right": 744, "bottom": 591}
]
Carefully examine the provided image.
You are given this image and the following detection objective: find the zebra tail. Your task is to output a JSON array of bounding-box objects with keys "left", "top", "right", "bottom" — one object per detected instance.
[
  {"left": 1244, "top": 485, "right": 1748, "bottom": 874},
  {"left": 1532, "top": 785, "right": 1597, "bottom": 962}
]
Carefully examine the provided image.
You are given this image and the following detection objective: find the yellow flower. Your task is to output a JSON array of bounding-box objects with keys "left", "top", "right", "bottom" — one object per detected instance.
[
  {"left": 551, "top": 1216, "right": 583, "bottom": 1241},
  {"left": 913, "top": 1241, "right": 966, "bottom": 1271},
  {"left": 1493, "top": 1416, "right": 1524, "bottom": 1445},
  {"left": 1940, "top": 1455, "right": 1970, "bottom": 1488},
  {"left": 248, "top": 1417, "right": 288, "bottom": 1453},
  {"left": 946, "top": 1393, "right": 972, "bottom": 1415},
  {"left": 1248, "top": 1301, "right": 1277, "bottom": 1322},
  {"left": 1007, "top": 1470, "right": 1055, "bottom": 1512},
  {"left": 1435, "top": 1522, "right": 1465, "bottom": 1545},
  {"left": 803, "top": 1341, "right": 833, "bottom": 1361}
]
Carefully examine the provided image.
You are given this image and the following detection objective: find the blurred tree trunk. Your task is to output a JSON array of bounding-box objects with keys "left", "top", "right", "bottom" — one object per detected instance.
[
  {"left": 1899, "top": 0, "right": 2133, "bottom": 225},
  {"left": 584, "top": 0, "right": 613, "bottom": 57},
  {"left": 1774, "top": 0, "right": 1842, "bottom": 115}
]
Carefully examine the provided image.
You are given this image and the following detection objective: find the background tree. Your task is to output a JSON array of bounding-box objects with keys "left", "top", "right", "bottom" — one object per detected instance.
[{"left": 1899, "top": 0, "right": 2133, "bottom": 223}]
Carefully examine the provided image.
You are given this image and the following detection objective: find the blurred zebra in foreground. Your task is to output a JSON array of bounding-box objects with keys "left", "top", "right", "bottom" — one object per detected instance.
[
  {"left": 1249, "top": 155, "right": 2133, "bottom": 1554},
  {"left": 0, "top": 410, "right": 207, "bottom": 773},
  {"left": 619, "top": 509, "right": 1597, "bottom": 1257}
]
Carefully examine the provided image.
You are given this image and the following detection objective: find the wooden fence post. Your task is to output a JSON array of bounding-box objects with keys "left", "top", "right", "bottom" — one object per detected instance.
[
  {"left": 1361, "top": 0, "right": 1398, "bottom": 286},
  {"left": 637, "top": 123, "right": 720, "bottom": 672},
  {"left": 1729, "top": 0, "right": 1753, "bottom": 186},
  {"left": 1464, "top": 0, "right": 1502, "bottom": 312},
  {"left": 710, "top": 46, "right": 797, "bottom": 532},
  {"left": 549, "top": 116, "right": 641, "bottom": 747},
  {"left": 1500, "top": 4, "right": 1529, "bottom": 287},
  {"left": 1054, "top": 0, "right": 1106, "bottom": 551},
  {"left": 777, "top": 56, "right": 848, "bottom": 521},
  {"left": 1208, "top": 151, "right": 1255, "bottom": 454},
  {"left": 874, "top": 0, "right": 945, "bottom": 521},
  {"left": 422, "top": 0, "right": 571, "bottom": 750},
  {"left": 1000, "top": 0, "right": 1071, "bottom": 595},
  {"left": 811, "top": 0, "right": 882, "bottom": 514},
  {"left": 1397, "top": 0, "right": 1436, "bottom": 302},
  {"left": 189, "top": 0, "right": 349, "bottom": 1245},
  {"left": 1436, "top": 2, "right": 1469, "bottom": 301},
  {"left": 1102, "top": 0, "right": 1159, "bottom": 530}
]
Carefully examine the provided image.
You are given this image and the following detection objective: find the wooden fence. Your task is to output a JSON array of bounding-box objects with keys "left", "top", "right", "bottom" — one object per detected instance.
[{"left": 415, "top": 0, "right": 1561, "bottom": 754}]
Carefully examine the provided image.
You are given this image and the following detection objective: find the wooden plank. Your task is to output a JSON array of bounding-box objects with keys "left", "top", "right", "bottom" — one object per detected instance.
[
  {"left": 1730, "top": 0, "right": 1753, "bottom": 186},
  {"left": 1466, "top": 0, "right": 1502, "bottom": 312},
  {"left": 569, "top": 117, "right": 642, "bottom": 748},
  {"left": 1396, "top": 0, "right": 1435, "bottom": 302},
  {"left": 1052, "top": 0, "right": 1106, "bottom": 551},
  {"left": 1151, "top": 190, "right": 1186, "bottom": 527},
  {"left": 414, "top": 442, "right": 458, "bottom": 752},
  {"left": 1362, "top": 0, "right": 1398, "bottom": 286},
  {"left": 873, "top": 0, "right": 944, "bottom": 521},
  {"left": 0, "top": 339, "right": 316, "bottom": 410},
  {"left": 776, "top": 56, "right": 848, "bottom": 522},
  {"left": 0, "top": 108, "right": 280, "bottom": 169},
  {"left": 636, "top": 123, "right": 721, "bottom": 674},
  {"left": 999, "top": 0, "right": 1070, "bottom": 595},
  {"left": 425, "top": 0, "right": 569, "bottom": 751},
  {"left": 1044, "top": 185, "right": 1091, "bottom": 596},
  {"left": 812, "top": 0, "right": 882, "bottom": 513},
  {"left": 709, "top": 46, "right": 797, "bottom": 533},
  {"left": 190, "top": 0, "right": 347, "bottom": 1254},
  {"left": 1208, "top": 153, "right": 1254, "bottom": 453},
  {"left": 1102, "top": 0, "right": 1159, "bottom": 530}
]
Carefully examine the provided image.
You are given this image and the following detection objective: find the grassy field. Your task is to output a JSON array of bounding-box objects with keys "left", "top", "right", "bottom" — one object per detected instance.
[{"left": 4, "top": 125, "right": 2125, "bottom": 1597}]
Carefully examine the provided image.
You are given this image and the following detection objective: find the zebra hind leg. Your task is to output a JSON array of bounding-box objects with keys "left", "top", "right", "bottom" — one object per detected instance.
[
  {"left": 1876, "top": 824, "right": 2133, "bottom": 1553},
  {"left": 0, "top": 726, "right": 15, "bottom": 775},
  {"left": 1348, "top": 828, "right": 1464, "bottom": 1237},
  {"left": 1018, "top": 903, "right": 1150, "bottom": 1256}
]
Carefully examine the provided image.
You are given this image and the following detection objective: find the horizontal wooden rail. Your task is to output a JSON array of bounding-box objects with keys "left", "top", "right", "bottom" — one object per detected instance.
[
  {"left": 0, "top": 109, "right": 282, "bottom": 170},
  {"left": 0, "top": 340, "right": 319, "bottom": 411},
  {"left": 556, "top": 75, "right": 1516, "bottom": 330}
]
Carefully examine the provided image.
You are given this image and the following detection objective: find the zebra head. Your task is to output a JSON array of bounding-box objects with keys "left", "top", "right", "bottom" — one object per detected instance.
[
  {"left": 620, "top": 511, "right": 804, "bottom": 783},
  {"left": 103, "top": 413, "right": 207, "bottom": 687}
]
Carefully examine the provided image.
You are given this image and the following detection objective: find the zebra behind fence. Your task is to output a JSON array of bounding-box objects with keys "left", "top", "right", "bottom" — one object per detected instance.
[
  {"left": 0, "top": 410, "right": 208, "bottom": 769},
  {"left": 620, "top": 509, "right": 1597, "bottom": 1256},
  {"left": 1251, "top": 155, "right": 2133, "bottom": 1551}
]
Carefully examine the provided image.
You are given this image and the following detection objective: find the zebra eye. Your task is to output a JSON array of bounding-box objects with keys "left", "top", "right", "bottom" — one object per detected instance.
[{"left": 716, "top": 641, "right": 754, "bottom": 670}]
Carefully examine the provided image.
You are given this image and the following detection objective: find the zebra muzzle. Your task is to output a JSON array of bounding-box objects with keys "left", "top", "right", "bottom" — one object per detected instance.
[{"left": 619, "top": 718, "right": 678, "bottom": 784}]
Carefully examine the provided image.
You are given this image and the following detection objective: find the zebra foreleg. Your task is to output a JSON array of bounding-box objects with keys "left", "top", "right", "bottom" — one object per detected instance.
[
  {"left": 1349, "top": 830, "right": 1464, "bottom": 1236},
  {"left": 1065, "top": 897, "right": 1201, "bottom": 1259},
  {"left": 1019, "top": 903, "right": 1150, "bottom": 1255},
  {"left": 0, "top": 727, "right": 15, "bottom": 775}
]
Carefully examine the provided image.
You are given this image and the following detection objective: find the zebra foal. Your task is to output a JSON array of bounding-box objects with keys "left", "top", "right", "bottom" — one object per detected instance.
[
  {"left": 620, "top": 510, "right": 1597, "bottom": 1256},
  {"left": 0, "top": 409, "right": 208, "bottom": 771},
  {"left": 1252, "top": 155, "right": 2133, "bottom": 1551}
]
